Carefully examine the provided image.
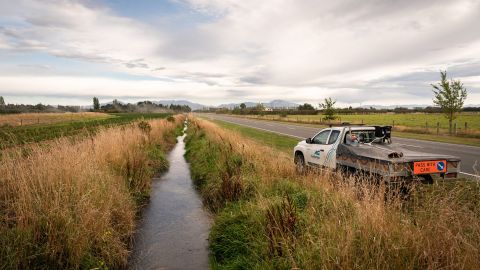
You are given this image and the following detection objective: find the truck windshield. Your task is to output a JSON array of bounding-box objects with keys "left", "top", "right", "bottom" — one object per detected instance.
[{"left": 351, "top": 130, "right": 377, "bottom": 144}]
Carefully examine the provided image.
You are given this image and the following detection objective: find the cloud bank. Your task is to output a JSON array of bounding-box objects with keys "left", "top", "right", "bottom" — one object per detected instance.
[{"left": 0, "top": 0, "right": 480, "bottom": 105}]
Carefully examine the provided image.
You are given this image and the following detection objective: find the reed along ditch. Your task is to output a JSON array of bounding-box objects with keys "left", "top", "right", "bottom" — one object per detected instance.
[{"left": 129, "top": 122, "right": 211, "bottom": 270}]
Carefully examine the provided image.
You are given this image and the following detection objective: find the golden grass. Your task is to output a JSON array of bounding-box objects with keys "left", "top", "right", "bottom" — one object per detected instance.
[
  {"left": 0, "top": 112, "right": 112, "bottom": 127},
  {"left": 190, "top": 117, "right": 480, "bottom": 269},
  {"left": 0, "top": 116, "right": 182, "bottom": 269}
]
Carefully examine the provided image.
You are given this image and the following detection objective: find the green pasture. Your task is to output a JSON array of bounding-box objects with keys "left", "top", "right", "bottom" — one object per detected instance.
[{"left": 281, "top": 113, "right": 480, "bottom": 130}]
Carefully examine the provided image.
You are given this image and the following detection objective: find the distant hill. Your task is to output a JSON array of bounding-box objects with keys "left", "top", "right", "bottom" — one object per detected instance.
[
  {"left": 218, "top": 100, "right": 299, "bottom": 109},
  {"left": 154, "top": 100, "right": 207, "bottom": 110}
]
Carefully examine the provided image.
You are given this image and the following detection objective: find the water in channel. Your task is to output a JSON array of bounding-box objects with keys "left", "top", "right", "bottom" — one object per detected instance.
[{"left": 129, "top": 122, "right": 211, "bottom": 270}]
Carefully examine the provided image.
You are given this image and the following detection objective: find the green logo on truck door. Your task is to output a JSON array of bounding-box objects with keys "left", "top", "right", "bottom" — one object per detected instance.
[{"left": 311, "top": 150, "right": 321, "bottom": 159}]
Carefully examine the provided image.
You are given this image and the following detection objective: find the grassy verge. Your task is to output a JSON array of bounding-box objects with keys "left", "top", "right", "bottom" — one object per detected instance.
[
  {"left": 185, "top": 117, "right": 480, "bottom": 269},
  {"left": 0, "top": 116, "right": 183, "bottom": 269},
  {"left": 0, "top": 112, "right": 171, "bottom": 149},
  {"left": 213, "top": 120, "right": 299, "bottom": 153}
]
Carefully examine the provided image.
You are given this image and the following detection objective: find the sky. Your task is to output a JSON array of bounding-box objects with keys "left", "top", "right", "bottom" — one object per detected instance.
[{"left": 0, "top": 0, "right": 480, "bottom": 107}]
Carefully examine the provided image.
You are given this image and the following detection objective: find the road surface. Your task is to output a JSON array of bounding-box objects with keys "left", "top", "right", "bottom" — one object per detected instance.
[{"left": 201, "top": 114, "right": 479, "bottom": 178}]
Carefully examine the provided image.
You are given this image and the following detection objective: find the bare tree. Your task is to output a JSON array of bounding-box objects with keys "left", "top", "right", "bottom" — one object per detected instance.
[{"left": 431, "top": 71, "right": 467, "bottom": 134}]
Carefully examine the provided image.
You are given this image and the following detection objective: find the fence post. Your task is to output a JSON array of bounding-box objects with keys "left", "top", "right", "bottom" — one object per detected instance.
[
  {"left": 37, "top": 118, "right": 40, "bottom": 124},
  {"left": 392, "top": 120, "right": 395, "bottom": 127},
  {"left": 425, "top": 121, "right": 428, "bottom": 133},
  {"left": 454, "top": 122, "right": 457, "bottom": 135},
  {"left": 20, "top": 119, "right": 23, "bottom": 126},
  {"left": 361, "top": 119, "right": 364, "bottom": 125},
  {"left": 465, "top": 122, "right": 468, "bottom": 134},
  {"left": 436, "top": 122, "right": 439, "bottom": 135}
]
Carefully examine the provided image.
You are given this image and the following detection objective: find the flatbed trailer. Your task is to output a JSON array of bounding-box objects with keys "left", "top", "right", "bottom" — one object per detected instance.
[{"left": 294, "top": 125, "right": 460, "bottom": 182}]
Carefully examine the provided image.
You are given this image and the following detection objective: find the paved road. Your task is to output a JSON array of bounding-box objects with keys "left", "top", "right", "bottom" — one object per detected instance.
[{"left": 201, "top": 114, "right": 479, "bottom": 178}]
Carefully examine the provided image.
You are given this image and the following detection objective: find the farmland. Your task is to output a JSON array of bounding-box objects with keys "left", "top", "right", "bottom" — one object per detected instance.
[
  {"left": 0, "top": 112, "right": 112, "bottom": 127},
  {"left": 243, "top": 112, "right": 480, "bottom": 134},
  {"left": 0, "top": 112, "right": 171, "bottom": 149},
  {"left": 185, "top": 117, "right": 480, "bottom": 269}
]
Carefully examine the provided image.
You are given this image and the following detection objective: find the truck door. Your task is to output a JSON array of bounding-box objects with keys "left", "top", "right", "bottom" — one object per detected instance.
[
  {"left": 306, "top": 129, "right": 331, "bottom": 167},
  {"left": 322, "top": 129, "right": 341, "bottom": 169}
]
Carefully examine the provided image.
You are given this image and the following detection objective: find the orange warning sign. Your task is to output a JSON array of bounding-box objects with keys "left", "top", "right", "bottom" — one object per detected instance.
[{"left": 413, "top": 160, "right": 447, "bottom": 175}]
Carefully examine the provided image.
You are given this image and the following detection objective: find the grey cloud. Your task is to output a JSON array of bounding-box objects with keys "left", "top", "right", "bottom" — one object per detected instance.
[
  {"left": 124, "top": 59, "right": 150, "bottom": 69},
  {"left": 239, "top": 76, "right": 266, "bottom": 85}
]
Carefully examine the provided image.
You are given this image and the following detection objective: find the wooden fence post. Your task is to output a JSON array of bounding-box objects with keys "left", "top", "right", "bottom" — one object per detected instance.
[
  {"left": 436, "top": 122, "right": 439, "bottom": 135},
  {"left": 392, "top": 120, "right": 395, "bottom": 127},
  {"left": 465, "top": 122, "right": 468, "bottom": 134},
  {"left": 20, "top": 119, "right": 23, "bottom": 126},
  {"left": 454, "top": 122, "right": 457, "bottom": 135},
  {"left": 425, "top": 121, "right": 428, "bottom": 133},
  {"left": 361, "top": 119, "right": 364, "bottom": 125}
]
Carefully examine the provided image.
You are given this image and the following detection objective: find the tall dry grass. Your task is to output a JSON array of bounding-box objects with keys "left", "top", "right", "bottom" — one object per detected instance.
[
  {"left": 0, "top": 116, "right": 182, "bottom": 269},
  {"left": 188, "top": 117, "right": 480, "bottom": 269}
]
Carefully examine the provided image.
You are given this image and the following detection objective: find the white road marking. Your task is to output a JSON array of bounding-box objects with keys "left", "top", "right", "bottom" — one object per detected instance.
[
  {"left": 205, "top": 115, "right": 479, "bottom": 179},
  {"left": 397, "top": 143, "right": 423, "bottom": 149},
  {"left": 459, "top": 172, "right": 480, "bottom": 179},
  {"left": 213, "top": 118, "right": 304, "bottom": 139}
]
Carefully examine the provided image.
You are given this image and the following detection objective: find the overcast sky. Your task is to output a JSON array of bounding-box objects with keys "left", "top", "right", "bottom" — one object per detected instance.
[{"left": 0, "top": 0, "right": 480, "bottom": 106}]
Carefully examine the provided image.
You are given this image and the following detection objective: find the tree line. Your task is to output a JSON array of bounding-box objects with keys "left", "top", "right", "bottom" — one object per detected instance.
[
  {"left": 96, "top": 99, "right": 191, "bottom": 113},
  {"left": 0, "top": 97, "right": 191, "bottom": 114}
]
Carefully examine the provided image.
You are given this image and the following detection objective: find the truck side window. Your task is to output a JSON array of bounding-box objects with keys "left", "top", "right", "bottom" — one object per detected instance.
[
  {"left": 312, "top": 130, "right": 330, "bottom": 144},
  {"left": 327, "top": 130, "right": 340, "bottom": 144}
]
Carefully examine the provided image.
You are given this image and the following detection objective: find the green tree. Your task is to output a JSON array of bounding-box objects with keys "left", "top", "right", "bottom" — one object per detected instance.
[
  {"left": 240, "top": 103, "right": 246, "bottom": 110},
  {"left": 298, "top": 103, "right": 315, "bottom": 111},
  {"left": 431, "top": 70, "right": 467, "bottom": 134},
  {"left": 320, "top": 97, "right": 336, "bottom": 120},
  {"left": 0, "top": 96, "right": 5, "bottom": 106},
  {"left": 93, "top": 97, "right": 100, "bottom": 110}
]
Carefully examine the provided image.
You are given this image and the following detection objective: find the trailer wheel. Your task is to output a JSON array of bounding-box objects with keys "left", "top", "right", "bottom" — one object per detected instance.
[
  {"left": 295, "top": 152, "right": 306, "bottom": 174},
  {"left": 420, "top": 175, "right": 433, "bottom": 184}
]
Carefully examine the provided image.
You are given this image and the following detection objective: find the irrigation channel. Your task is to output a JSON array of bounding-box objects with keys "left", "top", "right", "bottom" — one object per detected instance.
[{"left": 129, "top": 121, "right": 211, "bottom": 269}]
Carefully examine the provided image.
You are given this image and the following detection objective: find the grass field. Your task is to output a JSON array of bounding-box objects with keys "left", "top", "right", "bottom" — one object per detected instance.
[
  {"left": 290, "top": 112, "right": 479, "bottom": 129},
  {"left": 186, "top": 117, "right": 480, "bottom": 269},
  {"left": 0, "top": 112, "right": 112, "bottom": 127},
  {"left": 245, "top": 112, "right": 480, "bottom": 135},
  {"left": 0, "top": 112, "right": 171, "bottom": 149}
]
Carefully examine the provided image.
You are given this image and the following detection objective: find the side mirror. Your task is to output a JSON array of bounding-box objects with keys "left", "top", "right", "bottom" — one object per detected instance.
[{"left": 306, "top": 138, "right": 312, "bottom": 144}]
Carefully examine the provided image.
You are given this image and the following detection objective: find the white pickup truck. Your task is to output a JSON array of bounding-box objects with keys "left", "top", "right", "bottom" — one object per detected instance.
[{"left": 293, "top": 125, "right": 461, "bottom": 182}]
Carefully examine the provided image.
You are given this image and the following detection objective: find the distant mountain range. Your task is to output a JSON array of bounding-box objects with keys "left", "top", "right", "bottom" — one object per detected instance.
[
  {"left": 153, "top": 100, "right": 207, "bottom": 110},
  {"left": 358, "top": 104, "right": 480, "bottom": 109},
  {"left": 88, "top": 99, "right": 480, "bottom": 111},
  {"left": 92, "top": 99, "right": 300, "bottom": 110},
  {"left": 218, "top": 100, "right": 299, "bottom": 109}
]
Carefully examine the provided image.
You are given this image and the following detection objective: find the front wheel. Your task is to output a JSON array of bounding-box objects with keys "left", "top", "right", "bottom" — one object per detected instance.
[{"left": 294, "top": 153, "right": 306, "bottom": 174}]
